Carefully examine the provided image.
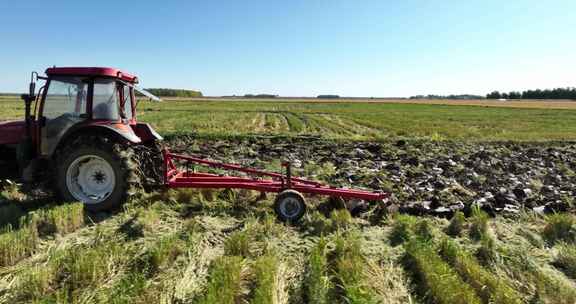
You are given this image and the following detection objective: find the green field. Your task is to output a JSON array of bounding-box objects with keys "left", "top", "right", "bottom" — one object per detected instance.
[
  {"left": 2, "top": 95, "right": 576, "bottom": 303},
  {"left": 3, "top": 96, "right": 576, "bottom": 141}
]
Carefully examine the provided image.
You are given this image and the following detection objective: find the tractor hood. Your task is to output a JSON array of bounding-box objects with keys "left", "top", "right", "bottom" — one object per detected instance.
[{"left": 0, "top": 120, "right": 25, "bottom": 146}]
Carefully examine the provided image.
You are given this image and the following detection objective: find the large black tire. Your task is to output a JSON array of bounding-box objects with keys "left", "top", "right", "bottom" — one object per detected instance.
[
  {"left": 55, "top": 136, "right": 141, "bottom": 212},
  {"left": 0, "top": 145, "right": 18, "bottom": 180},
  {"left": 134, "top": 141, "right": 164, "bottom": 189},
  {"left": 274, "top": 190, "right": 306, "bottom": 223}
]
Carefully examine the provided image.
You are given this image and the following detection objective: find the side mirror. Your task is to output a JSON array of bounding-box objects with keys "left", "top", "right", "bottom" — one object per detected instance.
[
  {"left": 28, "top": 71, "right": 38, "bottom": 99},
  {"left": 29, "top": 82, "right": 36, "bottom": 98}
]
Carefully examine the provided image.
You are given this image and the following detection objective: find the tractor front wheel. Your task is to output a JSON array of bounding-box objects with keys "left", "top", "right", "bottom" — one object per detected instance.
[{"left": 56, "top": 138, "right": 140, "bottom": 212}]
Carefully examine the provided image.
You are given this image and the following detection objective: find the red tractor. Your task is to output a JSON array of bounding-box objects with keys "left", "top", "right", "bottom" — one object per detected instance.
[
  {"left": 0, "top": 67, "right": 388, "bottom": 222},
  {"left": 0, "top": 67, "right": 162, "bottom": 211}
]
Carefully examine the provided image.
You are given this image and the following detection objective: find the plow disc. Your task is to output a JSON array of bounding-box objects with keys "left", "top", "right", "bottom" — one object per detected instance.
[{"left": 162, "top": 149, "right": 389, "bottom": 222}]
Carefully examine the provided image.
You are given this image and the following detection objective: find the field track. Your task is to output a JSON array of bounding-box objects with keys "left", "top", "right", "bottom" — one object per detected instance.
[
  {"left": 164, "top": 97, "right": 576, "bottom": 110},
  {"left": 3, "top": 95, "right": 576, "bottom": 141}
]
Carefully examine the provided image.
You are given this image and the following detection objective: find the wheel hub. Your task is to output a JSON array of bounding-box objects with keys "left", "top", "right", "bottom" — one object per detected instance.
[
  {"left": 66, "top": 155, "right": 115, "bottom": 204},
  {"left": 280, "top": 197, "right": 302, "bottom": 218},
  {"left": 92, "top": 171, "right": 106, "bottom": 184}
]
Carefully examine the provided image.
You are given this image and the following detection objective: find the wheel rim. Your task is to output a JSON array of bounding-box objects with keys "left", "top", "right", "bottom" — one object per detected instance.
[
  {"left": 66, "top": 155, "right": 115, "bottom": 204},
  {"left": 280, "top": 197, "right": 302, "bottom": 218}
]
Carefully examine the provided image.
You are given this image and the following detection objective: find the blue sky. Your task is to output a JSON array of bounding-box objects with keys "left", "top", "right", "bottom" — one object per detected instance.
[{"left": 1, "top": 0, "right": 575, "bottom": 97}]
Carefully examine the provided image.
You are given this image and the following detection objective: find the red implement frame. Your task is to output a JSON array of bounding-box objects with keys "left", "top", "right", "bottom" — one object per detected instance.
[{"left": 163, "top": 150, "right": 389, "bottom": 201}]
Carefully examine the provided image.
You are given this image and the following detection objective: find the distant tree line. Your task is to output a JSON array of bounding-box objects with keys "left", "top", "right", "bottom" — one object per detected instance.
[
  {"left": 244, "top": 94, "right": 278, "bottom": 98},
  {"left": 487, "top": 87, "right": 576, "bottom": 99},
  {"left": 317, "top": 95, "right": 340, "bottom": 99},
  {"left": 144, "top": 88, "right": 203, "bottom": 97},
  {"left": 410, "top": 94, "right": 485, "bottom": 100}
]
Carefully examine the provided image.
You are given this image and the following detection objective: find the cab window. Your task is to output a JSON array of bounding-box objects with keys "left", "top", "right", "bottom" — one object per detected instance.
[
  {"left": 121, "top": 84, "right": 134, "bottom": 120},
  {"left": 41, "top": 76, "right": 88, "bottom": 155},
  {"left": 43, "top": 77, "right": 88, "bottom": 119},
  {"left": 93, "top": 79, "right": 120, "bottom": 120}
]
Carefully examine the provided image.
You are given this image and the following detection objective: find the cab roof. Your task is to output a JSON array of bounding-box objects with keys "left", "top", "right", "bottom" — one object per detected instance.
[{"left": 45, "top": 67, "right": 138, "bottom": 83}]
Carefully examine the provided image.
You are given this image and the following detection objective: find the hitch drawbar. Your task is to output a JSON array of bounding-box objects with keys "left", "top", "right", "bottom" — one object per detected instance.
[{"left": 162, "top": 149, "right": 389, "bottom": 222}]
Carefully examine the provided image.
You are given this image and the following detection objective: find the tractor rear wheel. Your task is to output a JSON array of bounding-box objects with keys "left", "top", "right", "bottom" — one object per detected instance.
[{"left": 55, "top": 137, "right": 141, "bottom": 211}]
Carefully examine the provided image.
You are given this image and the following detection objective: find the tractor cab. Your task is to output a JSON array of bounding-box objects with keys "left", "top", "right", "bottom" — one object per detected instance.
[{"left": 22, "top": 67, "right": 161, "bottom": 158}]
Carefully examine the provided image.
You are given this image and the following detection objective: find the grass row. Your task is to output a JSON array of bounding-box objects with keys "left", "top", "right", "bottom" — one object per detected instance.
[
  {"left": 9, "top": 208, "right": 195, "bottom": 303},
  {"left": 439, "top": 239, "right": 523, "bottom": 304},
  {"left": 303, "top": 209, "right": 380, "bottom": 304},
  {"left": 404, "top": 238, "right": 482, "bottom": 304},
  {"left": 198, "top": 210, "right": 366, "bottom": 304},
  {"left": 11, "top": 239, "right": 130, "bottom": 302},
  {"left": 389, "top": 214, "right": 482, "bottom": 304},
  {"left": 0, "top": 202, "right": 84, "bottom": 266},
  {"left": 444, "top": 210, "right": 576, "bottom": 304},
  {"left": 197, "top": 215, "right": 287, "bottom": 304},
  {"left": 391, "top": 210, "right": 576, "bottom": 304},
  {"left": 497, "top": 245, "right": 576, "bottom": 304},
  {"left": 305, "top": 234, "right": 379, "bottom": 304}
]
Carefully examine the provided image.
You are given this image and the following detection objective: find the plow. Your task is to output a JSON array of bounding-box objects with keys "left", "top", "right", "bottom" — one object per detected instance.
[{"left": 0, "top": 67, "right": 388, "bottom": 222}]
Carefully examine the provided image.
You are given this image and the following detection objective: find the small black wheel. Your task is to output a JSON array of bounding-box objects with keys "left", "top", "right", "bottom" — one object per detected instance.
[{"left": 274, "top": 190, "right": 306, "bottom": 223}]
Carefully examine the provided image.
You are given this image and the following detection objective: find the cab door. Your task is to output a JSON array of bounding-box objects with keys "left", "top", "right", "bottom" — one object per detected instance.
[{"left": 39, "top": 77, "right": 89, "bottom": 156}]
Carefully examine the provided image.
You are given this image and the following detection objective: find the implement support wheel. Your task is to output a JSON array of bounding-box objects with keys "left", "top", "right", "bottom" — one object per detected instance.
[{"left": 274, "top": 189, "right": 306, "bottom": 223}]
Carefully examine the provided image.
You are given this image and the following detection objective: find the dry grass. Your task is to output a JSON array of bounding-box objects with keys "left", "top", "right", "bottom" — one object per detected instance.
[
  {"left": 139, "top": 233, "right": 187, "bottom": 275},
  {"left": 333, "top": 233, "right": 378, "bottom": 303},
  {"left": 362, "top": 98, "right": 576, "bottom": 110},
  {"left": 553, "top": 243, "right": 576, "bottom": 279},
  {"left": 14, "top": 264, "right": 57, "bottom": 301},
  {"left": 364, "top": 260, "right": 413, "bottom": 304},
  {"left": 251, "top": 254, "right": 282, "bottom": 304},
  {"left": 197, "top": 256, "right": 249, "bottom": 304},
  {"left": 224, "top": 230, "right": 254, "bottom": 258},
  {"left": 33, "top": 202, "right": 84, "bottom": 235},
  {"left": 330, "top": 209, "right": 354, "bottom": 231},
  {"left": 0, "top": 203, "right": 84, "bottom": 267},
  {"left": 439, "top": 239, "right": 522, "bottom": 304},
  {"left": 55, "top": 242, "right": 130, "bottom": 290},
  {"left": 389, "top": 214, "right": 417, "bottom": 246},
  {"left": 498, "top": 246, "right": 576, "bottom": 304},
  {"left": 469, "top": 206, "right": 489, "bottom": 241},
  {"left": 542, "top": 213, "right": 576, "bottom": 245},
  {"left": 0, "top": 224, "right": 38, "bottom": 266},
  {"left": 0, "top": 186, "right": 573, "bottom": 303},
  {"left": 446, "top": 211, "right": 466, "bottom": 237},
  {"left": 304, "top": 238, "right": 332, "bottom": 304},
  {"left": 403, "top": 239, "right": 482, "bottom": 304},
  {"left": 147, "top": 96, "right": 576, "bottom": 110}
]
